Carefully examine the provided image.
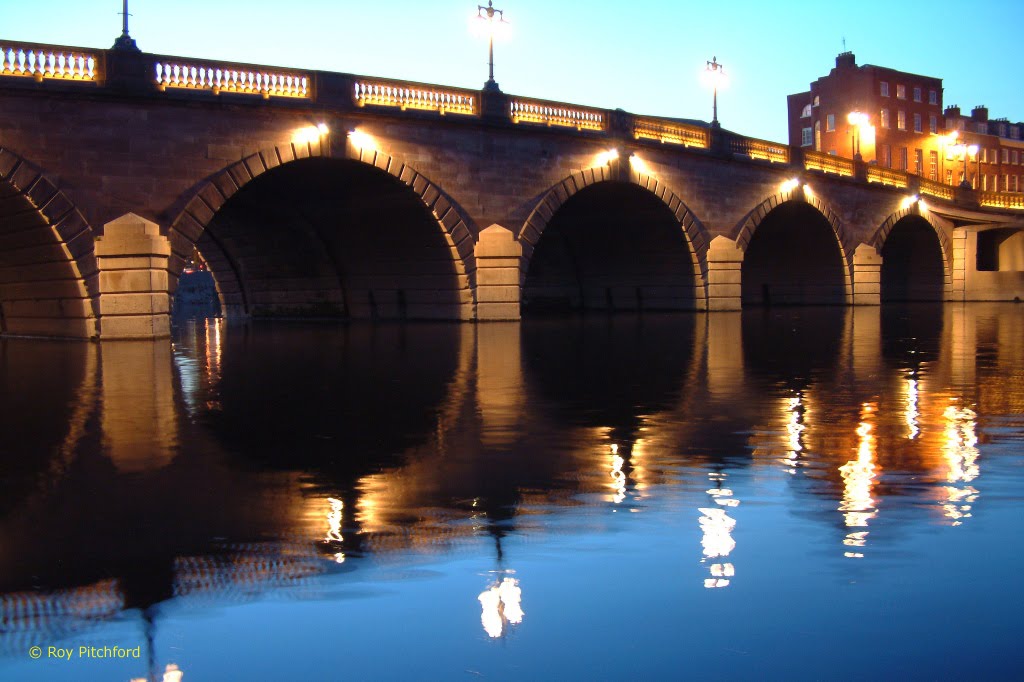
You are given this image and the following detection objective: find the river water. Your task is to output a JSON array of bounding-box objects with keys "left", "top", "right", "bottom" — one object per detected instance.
[{"left": 0, "top": 304, "right": 1022, "bottom": 680}]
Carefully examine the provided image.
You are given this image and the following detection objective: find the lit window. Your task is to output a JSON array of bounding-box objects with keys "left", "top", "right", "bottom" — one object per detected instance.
[
  {"left": 881, "top": 109, "right": 890, "bottom": 128},
  {"left": 915, "top": 149, "right": 923, "bottom": 174},
  {"left": 813, "top": 95, "right": 820, "bottom": 107},
  {"left": 929, "top": 151, "right": 938, "bottom": 180},
  {"left": 897, "top": 110, "right": 906, "bottom": 130},
  {"left": 896, "top": 84, "right": 906, "bottom": 99},
  {"left": 929, "top": 90, "right": 938, "bottom": 105},
  {"left": 801, "top": 104, "right": 812, "bottom": 118},
  {"left": 929, "top": 115, "right": 938, "bottom": 133},
  {"left": 913, "top": 113, "right": 922, "bottom": 133},
  {"left": 826, "top": 114, "right": 835, "bottom": 132},
  {"left": 880, "top": 82, "right": 889, "bottom": 97},
  {"left": 801, "top": 127, "right": 813, "bottom": 146},
  {"left": 913, "top": 87, "right": 922, "bottom": 102},
  {"left": 898, "top": 147, "right": 908, "bottom": 170},
  {"left": 881, "top": 144, "right": 892, "bottom": 168}
]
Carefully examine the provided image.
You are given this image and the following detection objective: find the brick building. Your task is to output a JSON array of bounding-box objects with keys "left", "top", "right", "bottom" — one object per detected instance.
[
  {"left": 788, "top": 53, "right": 944, "bottom": 177},
  {"left": 942, "top": 105, "right": 1024, "bottom": 192}
]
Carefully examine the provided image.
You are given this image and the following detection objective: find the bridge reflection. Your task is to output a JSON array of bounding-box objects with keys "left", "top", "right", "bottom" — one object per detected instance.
[{"left": 0, "top": 304, "right": 1021, "bottom": 656}]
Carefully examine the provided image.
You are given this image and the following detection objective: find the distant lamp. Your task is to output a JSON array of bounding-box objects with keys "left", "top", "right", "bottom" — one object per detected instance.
[
  {"left": 847, "top": 111, "right": 869, "bottom": 161},
  {"left": 348, "top": 129, "right": 376, "bottom": 151},
  {"left": 476, "top": 1, "right": 509, "bottom": 92},
  {"left": 702, "top": 57, "right": 726, "bottom": 128}
]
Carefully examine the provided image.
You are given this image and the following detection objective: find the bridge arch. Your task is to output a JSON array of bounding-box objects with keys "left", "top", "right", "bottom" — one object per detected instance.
[
  {"left": 870, "top": 205, "right": 951, "bottom": 301},
  {"left": 0, "top": 147, "right": 98, "bottom": 337},
  {"left": 736, "top": 187, "right": 852, "bottom": 306},
  {"left": 519, "top": 161, "right": 709, "bottom": 312},
  {"left": 167, "top": 139, "right": 476, "bottom": 320}
]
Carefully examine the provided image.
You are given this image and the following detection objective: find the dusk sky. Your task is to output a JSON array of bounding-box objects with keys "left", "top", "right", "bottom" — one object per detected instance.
[{"left": 3, "top": 0, "right": 1022, "bottom": 143}]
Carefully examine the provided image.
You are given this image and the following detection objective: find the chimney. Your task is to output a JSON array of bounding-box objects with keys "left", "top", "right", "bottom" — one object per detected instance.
[
  {"left": 944, "top": 105, "right": 961, "bottom": 118},
  {"left": 971, "top": 105, "right": 988, "bottom": 122},
  {"left": 835, "top": 52, "right": 856, "bottom": 69}
]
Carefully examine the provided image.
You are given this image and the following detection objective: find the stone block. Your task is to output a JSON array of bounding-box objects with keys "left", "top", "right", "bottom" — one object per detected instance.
[
  {"left": 99, "top": 292, "right": 170, "bottom": 315},
  {"left": 477, "top": 302, "right": 521, "bottom": 320},
  {"left": 100, "top": 314, "right": 171, "bottom": 339},
  {"left": 99, "top": 269, "right": 169, "bottom": 294},
  {"left": 476, "top": 285, "right": 520, "bottom": 303}
]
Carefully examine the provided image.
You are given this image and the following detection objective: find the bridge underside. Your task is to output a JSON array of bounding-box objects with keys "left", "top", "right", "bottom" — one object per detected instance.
[
  {"left": 523, "top": 182, "right": 698, "bottom": 313},
  {"left": 190, "top": 158, "right": 469, "bottom": 321},
  {"left": 880, "top": 216, "right": 945, "bottom": 302},
  {"left": 742, "top": 201, "right": 847, "bottom": 307},
  {"left": 0, "top": 181, "right": 94, "bottom": 338}
]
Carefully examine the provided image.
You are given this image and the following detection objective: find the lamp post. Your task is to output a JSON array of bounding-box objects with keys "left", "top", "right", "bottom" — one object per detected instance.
[
  {"left": 477, "top": 1, "right": 507, "bottom": 92},
  {"left": 705, "top": 57, "right": 724, "bottom": 129},
  {"left": 847, "top": 111, "right": 869, "bottom": 161}
]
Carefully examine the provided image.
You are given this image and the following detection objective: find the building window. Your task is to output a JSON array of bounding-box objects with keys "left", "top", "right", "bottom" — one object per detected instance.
[
  {"left": 999, "top": 123, "right": 1007, "bottom": 137},
  {"left": 880, "top": 109, "right": 890, "bottom": 128},
  {"left": 813, "top": 95, "right": 820, "bottom": 107},
  {"left": 801, "top": 104, "right": 812, "bottom": 118},
  {"left": 913, "top": 113, "right": 922, "bottom": 133},
  {"left": 929, "top": 89, "right": 938, "bottom": 105},
  {"left": 929, "top": 151, "right": 938, "bottom": 180},
  {"left": 814, "top": 121, "right": 821, "bottom": 151},
  {"left": 982, "top": 174, "right": 988, "bottom": 191},
  {"left": 881, "top": 144, "right": 892, "bottom": 168},
  {"left": 896, "top": 84, "right": 906, "bottom": 99},
  {"left": 880, "top": 82, "right": 889, "bottom": 97},
  {"left": 1012, "top": 126, "right": 1020, "bottom": 140},
  {"left": 1013, "top": 150, "right": 1019, "bottom": 165},
  {"left": 897, "top": 147, "right": 908, "bottom": 170},
  {"left": 929, "top": 115, "right": 938, "bottom": 133},
  {"left": 897, "top": 110, "right": 906, "bottom": 130},
  {"left": 913, "top": 87, "right": 922, "bottom": 102},
  {"left": 1003, "top": 149, "right": 1009, "bottom": 164},
  {"left": 1013, "top": 175, "right": 1019, "bottom": 192},
  {"left": 946, "top": 169, "right": 953, "bottom": 185},
  {"left": 1004, "top": 174, "right": 1010, "bottom": 191},
  {"left": 915, "top": 149, "right": 923, "bottom": 174},
  {"left": 826, "top": 114, "right": 835, "bottom": 132},
  {"left": 978, "top": 123, "right": 988, "bottom": 135},
  {"left": 801, "top": 127, "right": 813, "bottom": 146}
]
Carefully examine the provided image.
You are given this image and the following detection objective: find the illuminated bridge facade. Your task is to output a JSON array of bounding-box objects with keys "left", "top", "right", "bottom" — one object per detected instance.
[{"left": 1, "top": 39, "right": 1023, "bottom": 338}]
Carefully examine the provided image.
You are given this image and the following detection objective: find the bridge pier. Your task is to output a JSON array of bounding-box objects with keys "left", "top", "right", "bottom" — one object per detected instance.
[
  {"left": 95, "top": 214, "right": 171, "bottom": 340},
  {"left": 852, "top": 243, "right": 882, "bottom": 305},
  {"left": 474, "top": 225, "right": 522, "bottom": 321},
  {"left": 705, "top": 236, "right": 743, "bottom": 311}
]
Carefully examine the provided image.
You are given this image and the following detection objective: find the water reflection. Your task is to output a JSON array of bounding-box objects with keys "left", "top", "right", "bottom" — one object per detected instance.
[{"left": 0, "top": 304, "right": 1023, "bottom": 678}]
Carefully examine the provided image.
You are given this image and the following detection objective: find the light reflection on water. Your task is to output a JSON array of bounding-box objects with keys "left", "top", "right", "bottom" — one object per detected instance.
[{"left": 0, "top": 305, "right": 1023, "bottom": 679}]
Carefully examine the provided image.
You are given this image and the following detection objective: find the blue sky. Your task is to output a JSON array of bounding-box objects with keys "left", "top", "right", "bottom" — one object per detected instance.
[{"left": 3, "top": 1, "right": 1022, "bottom": 142}]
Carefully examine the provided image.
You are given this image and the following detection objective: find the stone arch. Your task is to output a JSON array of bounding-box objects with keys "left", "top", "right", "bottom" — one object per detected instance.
[
  {"left": 870, "top": 204, "right": 952, "bottom": 302},
  {"left": 518, "top": 160, "right": 711, "bottom": 291},
  {"left": 167, "top": 137, "right": 477, "bottom": 319},
  {"left": 870, "top": 204, "right": 953, "bottom": 275},
  {"left": 0, "top": 147, "right": 98, "bottom": 338},
  {"left": 735, "top": 187, "right": 853, "bottom": 304}
]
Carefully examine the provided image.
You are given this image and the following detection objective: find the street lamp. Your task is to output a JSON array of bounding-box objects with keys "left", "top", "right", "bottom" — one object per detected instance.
[
  {"left": 477, "top": 1, "right": 508, "bottom": 92},
  {"left": 847, "top": 111, "right": 869, "bottom": 161},
  {"left": 703, "top": 57, "right": 725, "bottom": 129}
]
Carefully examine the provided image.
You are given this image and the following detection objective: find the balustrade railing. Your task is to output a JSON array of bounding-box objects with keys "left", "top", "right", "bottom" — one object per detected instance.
[
  {"left": 918, "top": 177, "right": 954, "bottom": 201},
  {"left": 354, "top": 80, "right": 476, "bottom": 115},
  {"left": 509, "top": 99, "right": 605, "bottom": 131},
  {"left": 803, "top": 151, "right": 854, "bottom": 177},
  {"left": 0, "top": 42, "right": 97, "bottom": 82},
  {"left": 633, "top": 118, "right": 708, "bottom": 148},
  {"left": 979, "top": 192, "right": 1024, "bottom": 210},
  {"left": 730, "top": 137, "right": 789, "bottom": 163},
  {"left": 866, "top": 166, "right": 909, "bottom": 188},
  {"left": 154, "top": 60, "right": 308, "bottom": 98}
]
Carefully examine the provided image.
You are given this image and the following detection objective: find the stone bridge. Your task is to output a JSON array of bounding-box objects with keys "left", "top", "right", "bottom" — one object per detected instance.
[{"left": 1, "top": 39, "right": 1023, "bottom": 339}]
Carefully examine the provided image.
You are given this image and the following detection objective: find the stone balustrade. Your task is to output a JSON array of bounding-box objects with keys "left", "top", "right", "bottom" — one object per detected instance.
[
  {"left": 354, "top": 80, "right": 476, "bottom": 116},
  {"left": 866, "top": 166, "right": 909, "bottom": 189},
  {"left": 154, "top": 61, "right": 308, "bottom": 98},
  {"left": 804, "top": 151, "right": 854, "bottom": 177},
  {"left": 0, "top": 42, "right": 97, "bottom": 82},
  {"left": 509, "top": 99, "right": 605, "bottom": 131},
  {"left": 730, "top": 137, "right": 789, "bottom": 163},
  {"left": 633, "top": 118, "right": 708, "bottom": 148}
]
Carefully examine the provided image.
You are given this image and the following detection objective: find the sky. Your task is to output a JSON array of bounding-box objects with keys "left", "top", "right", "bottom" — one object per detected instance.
[{"left": 3, "top": 0, "right": 1023, "bottom": 143}]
